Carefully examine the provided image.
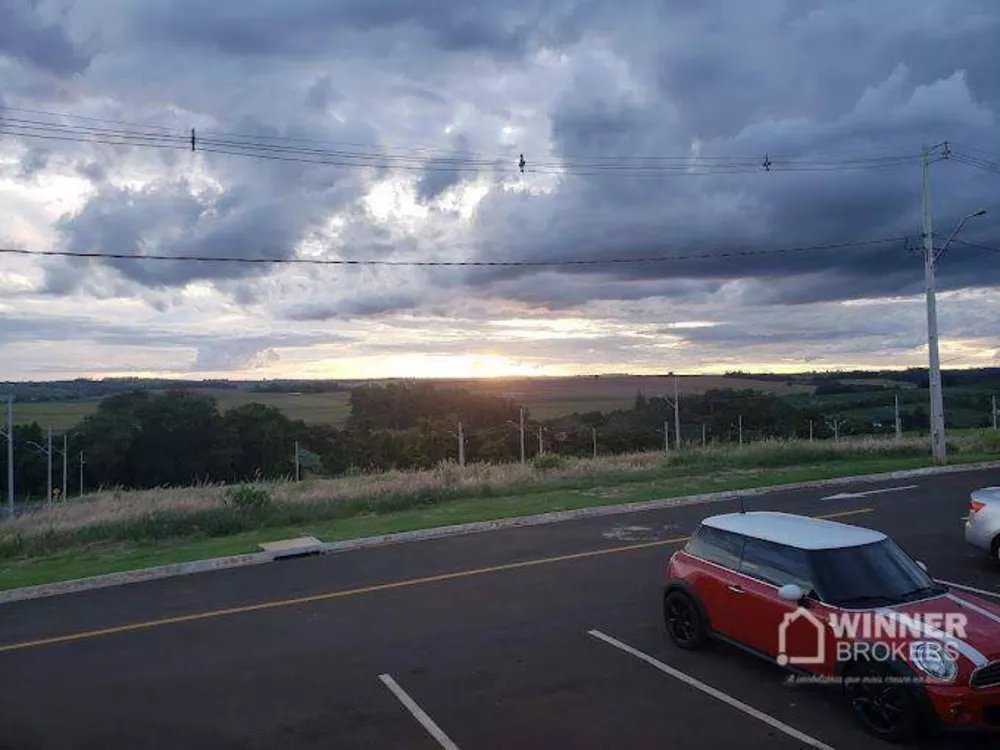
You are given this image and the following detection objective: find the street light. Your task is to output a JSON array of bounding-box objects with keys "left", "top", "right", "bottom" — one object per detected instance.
[
  {"left": 923, "top": 203, "right": 987, "bottom": 465},
  {"left": 940, "top": 208, "right": 988, "bottom": 257}
]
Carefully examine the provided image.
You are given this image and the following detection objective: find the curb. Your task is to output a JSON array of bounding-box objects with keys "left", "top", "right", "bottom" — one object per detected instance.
[{"left": 2, "top": 459, "right": 998, "bottom": 605}]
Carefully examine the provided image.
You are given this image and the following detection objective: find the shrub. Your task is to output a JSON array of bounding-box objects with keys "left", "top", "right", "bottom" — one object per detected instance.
[
  {"left": 532, "top": 453, "right": 565, "bottom": 470},
  {"left": 223, "top": 484, "right": 272, "bottom": 515}
]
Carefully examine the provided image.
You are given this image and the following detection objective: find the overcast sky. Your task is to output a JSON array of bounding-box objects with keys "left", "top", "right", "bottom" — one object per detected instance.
[{"left": 1, "top": 0, "right": 999, "bottom": 380}]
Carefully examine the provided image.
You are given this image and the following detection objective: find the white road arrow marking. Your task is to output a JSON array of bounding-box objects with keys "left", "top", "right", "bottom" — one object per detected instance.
[{"left": 821, "top": 484, "right": 918, "bottom": 500}]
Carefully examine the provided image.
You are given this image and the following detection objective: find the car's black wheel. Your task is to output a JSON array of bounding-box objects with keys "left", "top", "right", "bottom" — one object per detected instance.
[
  {"left": 991, "top": 535, "right": 1000, "bottom": 564},
  {"left": 843, "top": 662, "right": 923, "bottom": 743},
  {"left": 662, "top": 589, "right": 706, "bottom": 650}
]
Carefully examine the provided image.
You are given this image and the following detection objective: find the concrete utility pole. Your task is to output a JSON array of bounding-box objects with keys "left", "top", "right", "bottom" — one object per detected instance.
[
  {"left": 673, "top": 375, "right": 681, "bottom": 451},
  {"left": 62, "top": 433, "right": 68, "bottom": 501},
  {"left": 294, "top": 440, "right": 300, "bottom": 481},
  {"left": 921, "top": 142, "right": 987, "bottom": 465},
  {"left": 4, "top": 396, "right": 12, "bottom": 519},
  {"left": 701, "top": 423, "right": 706, "bottom": 447},
  {"left": 47, "top": 427, "right": 53, "bottom": 505},
  {"left": 458, "top": 422, "right": 465, "bottom": 467},
  {"left": 663, "top": 421, "right": 669, "bottom": 453},
  {"left": 592, "top": 427, "right": 597, "bottom": 459},
  {"left": 537, "top": 425, "right": 544, "bottom": 456},
  {"left": 519, "top": 406, "right": 526, "bottom": 464},
  {"left": 894, "top": 395, "right": 902, "bottom": 440},
  {"left": 809, "top": 420, "right": 814, "bottom": 443},
  {"left": 79, "top": 450, "right": 86, "bottom": 498},
  {"left": 738, "top": 415, "right": 743, "bottom": 446}
]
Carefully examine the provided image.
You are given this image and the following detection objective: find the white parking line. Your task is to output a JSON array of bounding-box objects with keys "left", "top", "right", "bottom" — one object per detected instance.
[
  {"left": 587, "top": 629, "right": 836, "bottom": 750},
  {"left": 378, "top": 673, "right": 460, "bottom": 750},
  {"left": 937, "top": 579, "right": 1000, "bottom": 600}
]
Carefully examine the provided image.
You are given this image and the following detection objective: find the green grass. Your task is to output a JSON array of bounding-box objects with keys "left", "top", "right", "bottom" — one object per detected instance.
[{"left": 2, "top": 451, "right": 995, "bottom": 592}]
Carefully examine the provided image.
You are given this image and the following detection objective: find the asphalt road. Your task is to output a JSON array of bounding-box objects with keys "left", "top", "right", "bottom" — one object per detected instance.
[{"left": 1, "top": 467, "right": 999, "bottom": 749}]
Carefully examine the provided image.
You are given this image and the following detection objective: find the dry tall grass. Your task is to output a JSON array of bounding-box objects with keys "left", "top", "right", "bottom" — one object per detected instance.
[{"left": 4, "top": 432, "right": 997, "bottom": 540}]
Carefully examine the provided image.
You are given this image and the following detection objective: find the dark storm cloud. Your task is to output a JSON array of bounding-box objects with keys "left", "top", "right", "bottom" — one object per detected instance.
[
  {"left": 0, "top": 315, "right": 347, "bottom": 350},
  {"left": 0, "top": 0, "right": 90, "bottom": 75},
  {"left": 283, "top": 292, "right": 422, "bottom": 321},
  {"left": 414, "top": 134, "right": 476, "bottom": 204},
  {"left": 6, "top": 0, "right": 1000, "bottom": 326},
  {"left": 130, "top": 0, "right": 584, "bottom": 61},
  {"left": 463, "top": 33, "right": 1000, "bottom": 308}
]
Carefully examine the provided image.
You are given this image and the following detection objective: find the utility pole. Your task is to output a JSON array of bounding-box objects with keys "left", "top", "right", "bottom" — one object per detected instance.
[
  {"left": 993, "top": 395, "right": 997, "bottom": 431},
  {"left": 3, "top": 396, "right": 12, "bottom": 519},
  {"left": 537, "top": 425, "right": 543, "bottom": 456},
  {"left": 519, "top": 406, "right": 526, "bottom": 464},
  {"left": 592, "top": 427, "right": 597, "bottom": 459},
  {"left": 894, "top": 395, "right": 902, "bottom": 440},
  {"left": 79, "top": 450, "right": 86, "bottom": 498},
  {"left": 673, "top": 375, "right": 681, "bottom": 451},
  {"left": 738, "top": 415, "right": 743, "bottom": 446},
  {"left": 663, "top": 421, "right": 669, "bottom": 453},
  {"left": 62, "top": 432, "right": 68, "bottom": 501},
  {"left": 809, "top": 420, "right": 814, "bottom": 443},
  {"left": 922, "top": 144, "right": 947, "bottom": 465},
  {"left": 47, "top": 427, "right": 53, "bottom": 505},
  {"left": 294, "top": 440, "right": 300, "bottom": 481},
  {"left": 701, "top": 423, "right": 706, "bottom": 447},
  {"left": 458, "top": 422, "right": 465, "bottom": 467}
]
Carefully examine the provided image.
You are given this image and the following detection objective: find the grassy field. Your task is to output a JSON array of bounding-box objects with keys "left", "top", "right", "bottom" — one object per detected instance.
[
  {"left": 2, "top": 430, "right": 997, "bottom": 591},
  {"left": 9, "top": 374, "right": 812, "bottom": 430},
  {"left": 12, "top": 389, "right": 353, "bottom": 430}
]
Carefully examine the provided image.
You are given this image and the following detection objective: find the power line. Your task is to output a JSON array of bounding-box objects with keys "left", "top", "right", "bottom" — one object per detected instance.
[
  {"left": 1, "top": 113, "right": 925, "bottom": 176},
  {"left": 0, "top": 236, "right": 910, "bottom": 268},
  {"left": 2, "top": 106, "right": 919, "bottom": 165},
  {"left": 949, "top": 153, "right": 1000, "bottom": 177},
  {"left": 944, "top": 237, "right": 1000, "bottom": 255}
]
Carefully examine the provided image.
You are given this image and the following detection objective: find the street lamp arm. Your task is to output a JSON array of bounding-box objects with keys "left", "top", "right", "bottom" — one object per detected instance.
[{"left": 937, "top": 208, "right": 987, "bottom": 261}]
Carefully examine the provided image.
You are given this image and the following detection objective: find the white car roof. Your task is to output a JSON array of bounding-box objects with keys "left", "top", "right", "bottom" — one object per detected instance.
[
  {"left": 971, "top": 487, "right": 1000, "bottom": 504},
  {"left": 702, "top": 511, "right": 887, "bottom": 550}
]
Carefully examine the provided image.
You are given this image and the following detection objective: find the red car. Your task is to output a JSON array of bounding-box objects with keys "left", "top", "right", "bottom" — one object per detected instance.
[{"left": 663, "top": 510, "right": 1000, "bottom": 742}]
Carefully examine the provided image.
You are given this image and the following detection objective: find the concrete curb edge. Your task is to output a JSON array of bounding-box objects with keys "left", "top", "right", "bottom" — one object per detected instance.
[{"left": 2, "top": 459, "right": 998, "bottom": 605}]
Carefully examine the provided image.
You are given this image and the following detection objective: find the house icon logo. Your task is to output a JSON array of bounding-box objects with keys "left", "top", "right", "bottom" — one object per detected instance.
[{"left": 777, "top": 607, "right": 826, "bottom": 666}]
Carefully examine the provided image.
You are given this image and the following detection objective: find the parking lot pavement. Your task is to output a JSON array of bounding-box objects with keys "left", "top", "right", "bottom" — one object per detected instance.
[{"left": 1, "top": 465, "right": 998, "bottom": 748}]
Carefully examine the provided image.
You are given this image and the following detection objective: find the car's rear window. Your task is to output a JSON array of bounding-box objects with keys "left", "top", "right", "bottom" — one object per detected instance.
[
  {"left": 685, "top": 524, "right": 744, "bottom": 569},
  {"left": 739, "top": 536, "right": 816, "bottom": 594}
]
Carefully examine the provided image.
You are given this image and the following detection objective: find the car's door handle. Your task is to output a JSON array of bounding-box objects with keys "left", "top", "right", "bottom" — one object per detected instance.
[{"left": 727, "top": 584, "right": 745, "bottom": 593}]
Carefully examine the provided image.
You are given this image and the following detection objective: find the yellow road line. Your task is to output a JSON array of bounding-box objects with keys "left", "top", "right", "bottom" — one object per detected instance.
[{"left": 0, "top": 507, "right": 873, "bottom": 654}]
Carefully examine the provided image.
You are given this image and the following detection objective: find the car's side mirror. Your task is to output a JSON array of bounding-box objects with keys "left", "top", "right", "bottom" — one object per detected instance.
[
  {"left": 916, "top": 560, "right": 928, "bottom": 572},
  {"left": 778, "top": 583, "right": 805, "bottom": 603}
]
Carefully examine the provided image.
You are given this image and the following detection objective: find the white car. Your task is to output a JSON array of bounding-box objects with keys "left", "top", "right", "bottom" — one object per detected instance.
[{"left": 965, "top": 487, "right": 1000, "bottom": 562}]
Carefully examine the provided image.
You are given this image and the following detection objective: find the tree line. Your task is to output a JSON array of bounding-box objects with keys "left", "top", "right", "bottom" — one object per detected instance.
[{"left": 0, "top": 380, "right": 956, "bottom": 503}]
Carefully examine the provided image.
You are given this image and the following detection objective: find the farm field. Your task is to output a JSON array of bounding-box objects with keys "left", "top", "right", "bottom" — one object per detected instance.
[
  {"left": 11, "top": 389, "right": 353, "bottom": 431},
  {"left": 8, "top": 374, "right": 810, "bottom": 430}
]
